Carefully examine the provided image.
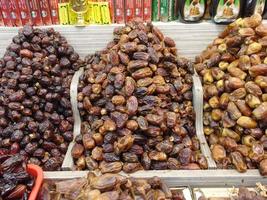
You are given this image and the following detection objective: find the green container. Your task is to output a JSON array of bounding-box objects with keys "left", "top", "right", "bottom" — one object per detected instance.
[
  {"left": 152, "top": 0, "right": 160, "bottom": 21},
  {"left": 160, "top": 0, "right": 169, "bottom": 21},
  {"left": 168, "top": 0, "right": 176, "bottom": 21}
]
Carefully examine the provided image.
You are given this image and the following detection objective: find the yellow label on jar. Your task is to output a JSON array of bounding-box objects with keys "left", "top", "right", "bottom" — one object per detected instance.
[
  {"left": 99, "top": 2, "right": 111, "bottom": 24},
  {"left": 92, "top": 2, "right": 101, "bottom": 24},
  {"left": 67, "top": 1, "right": 111, "bottom": 25},
  {"left": 86, "top": 2, "right": 95, "bottom": 24},
  {"left": 68, "top": 4, "right": 78, "bottom": 25}
]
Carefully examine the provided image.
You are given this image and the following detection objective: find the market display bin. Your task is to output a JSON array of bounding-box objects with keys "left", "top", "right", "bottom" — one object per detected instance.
[
  {"left": 40, "top": 23, "right": 226, "bottom": 171},
  {"left": 0, "top": 23, "right": 266, "bottom": 178},
  {"left": 42, "top": 170, "right": 267, "bottom": 200},
  {"left": 60, "top": 70, "right": 216, "bottom": 170},
  {"left": 42, "top": 171, "right": 194, "bottom": 200}
]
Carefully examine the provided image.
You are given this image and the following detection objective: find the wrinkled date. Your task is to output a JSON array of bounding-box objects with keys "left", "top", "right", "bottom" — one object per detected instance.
[
  {"left": 0, "top": 25, "right": 83, "bottom": 170},
  {"left": 195, "top": 14, "right": 267, "bottom": 175},
  {"left": 0, "top": 154, "right": 34, "bottom": 199},
  {"left": 43, "top": 172, "right": 179, "bottom": 200},
  {"left": 74, "top": 20, "right": 207, "bottom": 173}
]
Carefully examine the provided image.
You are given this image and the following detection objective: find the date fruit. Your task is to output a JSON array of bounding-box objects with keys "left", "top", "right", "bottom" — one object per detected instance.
[
  {"left": 195, "top": 14, "right": 267, "bottom": 174},
  {"left": 73, "top": 21, "right": 206, "bottom": 172},
  {"left": 0, "top": 154, "right": 34, "bottom": 199},
  {"left": 0, "top": 25, "right": 84, "bottom": 170},
  {"left": 40, "top": 172, "right": 177, "bottom": 200}
]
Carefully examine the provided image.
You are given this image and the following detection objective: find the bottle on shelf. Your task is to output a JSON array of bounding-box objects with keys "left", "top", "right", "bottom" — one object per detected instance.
[
  {"left": 28, "top": 0, "right": 43, "bottom": 26},
  {"left": 203, "top": 0, "right": 212, "bottom": 19},
  {"left": 211, "top": 0, "right": 245, "bottom": 24},
  {"left": 125, "top": 0, "right": 134, "bottom": 22},
  {"left": 144, "top": 0, "right": 152, "bottom": 22},
  {"left": 58, "top": 0, "right": 70, "bottom": 25},
  {"left": 178, "top": 0, "right": 207, "bottom": 23},
  {"left": 69, "top": 0, "right": 88, "bottom": 26},
  {"left": 168, "top": 0, "right": 179, "bottom": 21},
  {"left": 114, "top": 0, "right": 125, "bottom": 24},
  {"left": 152, "top": 0, "right": 160, "bottom": 21},
  {"left": 243, "top": 0, "right": 267, "bottom": 18},
  {"left": 49, "top": 0, "right": 60, "bottom": 24},
  {"left": 39, "top": 0, "right": 53, "bottom": 25},
  {"left": 160, "top": 0, "right": 169, "bottom": 22}
]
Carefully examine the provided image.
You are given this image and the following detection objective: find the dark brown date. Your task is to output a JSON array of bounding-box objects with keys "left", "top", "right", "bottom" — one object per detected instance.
[
  {"left": 0, "top": 154, "right": 33, "bottom": 199},
  {"left": 0, "top": 25, "right": 84, "bottom": 170},
  {"left": 74, "top": 20, "right": 204, "bottom": 173},
  {"left": 46, "top": 172, "right": 177, "bottom": 200}
]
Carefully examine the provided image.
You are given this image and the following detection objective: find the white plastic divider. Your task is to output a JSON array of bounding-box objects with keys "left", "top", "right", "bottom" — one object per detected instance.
[
  {"left": 193, "top": 187, "right": 239, "bottom": 199},
  {"left": 182, "top": 188, "right": 194, "bottom": 200},
  {"left": 43, "top": 169, "right": 267, "bottom": 187},
  {"left": 193, "top": 74, "right": 217, "bottom": 169},
  {"left": 61, "top": 69, "right": 218, "bottom": 170},
  {"left": 62, "top": 67, "right": 84, "bottom": 170}
]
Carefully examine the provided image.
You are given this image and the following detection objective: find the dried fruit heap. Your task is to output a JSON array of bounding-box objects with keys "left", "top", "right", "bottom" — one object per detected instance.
[
  {"left": 195, "top": 14, "right": 267, "bottom": 174},
  {"left": 0, "top": 25, "right": 83, "bottom": 170},
  {"left": 0, "top": 154, "right": 34, "bottom": 199},
  {"left": 41, "top": 173, "right": 185, "bottom": 200},
  {"left": 73, "top": 20, "right": 208, "bottom": 172}
]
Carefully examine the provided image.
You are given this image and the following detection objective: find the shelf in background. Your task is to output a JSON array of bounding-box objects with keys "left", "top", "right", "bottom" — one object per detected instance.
[{"left": 0, "top": 22, "right": 226, "bottom": 60}]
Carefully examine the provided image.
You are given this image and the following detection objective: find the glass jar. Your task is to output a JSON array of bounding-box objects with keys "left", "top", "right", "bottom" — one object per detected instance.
[
  {"left": 211, "top": 0, "right": 245, "bottom": 24},
  {"left": 178, "top": 0, "right": 207, "bottom": 23}
]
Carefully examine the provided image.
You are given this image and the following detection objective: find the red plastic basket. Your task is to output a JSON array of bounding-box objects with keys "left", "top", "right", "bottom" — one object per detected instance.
[{"left": 27, "top": 164, "right": 44, "bottom": 200}]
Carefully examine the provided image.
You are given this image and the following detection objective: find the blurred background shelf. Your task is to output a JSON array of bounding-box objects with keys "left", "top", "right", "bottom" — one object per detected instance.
[{"left": 0, "top": 22, "right": 225, "bottom": 60}]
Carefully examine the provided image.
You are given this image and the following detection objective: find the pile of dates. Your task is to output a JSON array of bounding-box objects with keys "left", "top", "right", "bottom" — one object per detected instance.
[
  {"left": 73, "top": 20, "right": 208, "bottom": 172},
  {"left": 41, "top": 172, "right": 185, "bottom": 200},
  {"left": 0, "top": 25, "right": 83, "bottom": 170},
  {"left": 195, "top": 14, "right": 267, "bottom": 174},
  {"left": 0, "top": 154, "right": 34, "bottom": 199}
]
